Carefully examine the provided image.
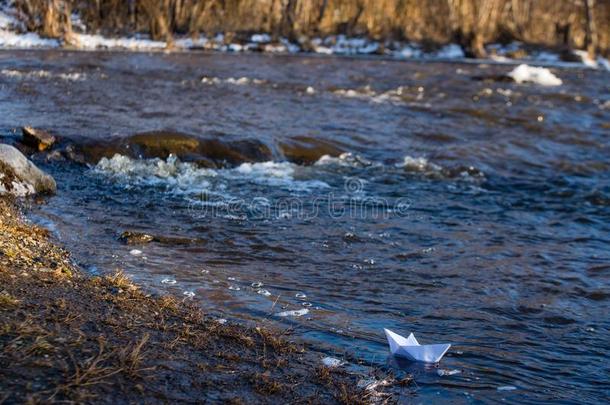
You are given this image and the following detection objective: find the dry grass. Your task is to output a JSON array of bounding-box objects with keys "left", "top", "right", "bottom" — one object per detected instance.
[
  {"left": 12, "top": 0, "right": 610, "bottom": 56},
  {"left": 0, "top": 291, "right": 19, "bottom": 308}
]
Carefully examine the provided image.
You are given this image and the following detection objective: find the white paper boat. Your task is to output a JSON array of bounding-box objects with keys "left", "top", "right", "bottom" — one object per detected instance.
[{"left": 384, "top": 328, "right": 451, "bottom": 363}]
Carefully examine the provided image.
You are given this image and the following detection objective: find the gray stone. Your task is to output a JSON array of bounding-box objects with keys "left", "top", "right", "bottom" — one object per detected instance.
[{"left": 0, "top": 144, "right": 56, "bottom": 196}]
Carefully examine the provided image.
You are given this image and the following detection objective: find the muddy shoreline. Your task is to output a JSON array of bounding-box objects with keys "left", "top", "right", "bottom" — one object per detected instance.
[{"left": 0, "top": 196, "right": 391, "bottom": 403}]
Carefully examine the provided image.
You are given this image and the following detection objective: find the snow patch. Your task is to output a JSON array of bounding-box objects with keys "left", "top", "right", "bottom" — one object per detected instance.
[
  {"left": 508, "top": 64, "right": 562, "bottom": 86},
  {"left": 435, "top": 44, "right": 464, "bottom": 59},
  {"left": 72, "top": 33, "right": 166, "bottom": 50}
]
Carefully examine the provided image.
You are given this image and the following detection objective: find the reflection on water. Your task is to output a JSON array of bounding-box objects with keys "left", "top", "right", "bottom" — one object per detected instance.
[{"left": 1, "top": 50, "right": 609, "bottom": 403}]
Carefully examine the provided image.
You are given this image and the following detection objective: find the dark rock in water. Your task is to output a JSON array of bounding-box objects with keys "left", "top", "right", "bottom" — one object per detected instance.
[
  {"left": 0, "top": 144, "right": 56, "bottom": 196},
  {"left": 441, "top": 165, "right": 485, "bottom": 179},
  {"left": 45, "top": 150, "right": 66, "bottom": 162},
  {"left": 120, "top": 230, "right": 204, "bottom": 246},
  {"left": 62, "top": 144, "right": 86, "bottom": 164},
  {"left": 127, "top": 131, "right": 201, "bottom": 158},
  {"left": 199, "top": 138, "right": 273, "bottom": 166},
  {"left": 471, "top": 74, "right": 514, "bottom": 83},
  {"left": 559, "top": 50, "right": 584, "bottom": 63},
  {"left": 120, "top": 231, "right": 155, "bottom": 245},
  {"left": 22, "top": 126, "right": 56, "bottom": 151},
  {"left": 73, "top": 130, "right": 273, "bottom": 167},
  {"left": 279, "top": 136, "right": 345, "bottom": 164},
  {"left": 73, "top": 131, "right": 202, "bottom": 164}
]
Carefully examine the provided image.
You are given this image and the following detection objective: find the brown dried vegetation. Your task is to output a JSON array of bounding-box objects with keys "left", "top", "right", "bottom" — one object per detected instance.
[
  {"left": 12, "top": 0, "right": 610, "bottom": 57},
  {"left": 0, "top": 198, "right": 365, "bottom": 403}
]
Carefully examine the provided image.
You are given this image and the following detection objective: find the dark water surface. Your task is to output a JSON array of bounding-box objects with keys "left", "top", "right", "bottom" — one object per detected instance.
[{"left": 1, "top": 50, "right": 609, "bottom": 403}]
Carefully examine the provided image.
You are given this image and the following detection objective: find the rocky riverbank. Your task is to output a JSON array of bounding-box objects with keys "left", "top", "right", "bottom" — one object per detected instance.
[
  {"left": 0, "top": 195, "right": 376, "bottom": 403},
  {"left": 0, "top": 144, "right": 385, "bottom": 403}
]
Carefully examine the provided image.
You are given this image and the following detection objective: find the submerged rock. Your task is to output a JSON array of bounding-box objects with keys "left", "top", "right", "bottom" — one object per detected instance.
[
  {"left": 120, "top": 231, "right": 155, "bottom": 245},
  {"left": 74, "top": 130, "right": 273, "bottom": 167},
  {"left": 279, "top": 136, "right": 345, "bottom": 164},
  {"left": 21, "top": 126, "right": 56, "bottom": 151},
  {"left": 471, "top": 74, "right": 515, "bottom": 83},
  {"left": 0, "top": 144, "right": 56, "bottom": 196},
  {"left": 119, "top": 230, "right": 203, "bottom": 246},
  {"left": 127, "top": 131, "right": 202, "bottom": 158}
]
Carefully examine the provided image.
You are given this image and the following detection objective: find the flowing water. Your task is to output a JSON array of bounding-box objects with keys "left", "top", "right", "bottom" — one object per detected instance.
[{"left": 1, "top": 50, "right": 609, "bottom": 403}]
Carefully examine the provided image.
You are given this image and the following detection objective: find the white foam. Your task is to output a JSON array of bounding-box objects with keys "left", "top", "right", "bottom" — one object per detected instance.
[
  {"left": 94, "top": 154, "right": 328, "bottom": 193},
  {"left": 322, "top": 357, "right": 345, "bottom": 367},
  {"left": 201, "top": 76, "right": 265, "bottom": 86},
  {"left": 235, "top": 161, "right": 293, "bottom": 178},
  {"left": 95, "top": 154, "right": 216, "bottom": 192},
  {"left": 315, "top": 152, "right": 373, "bottom": 168},
  {"left": 275, "top": 308, "right": 309, "bottom": 317},
  {"left": 230, "top": 161, "right": 329, "bottom": 190},
  {"left": 508, "top": 64, "right": 562, "bottom": 86},
  {"left": 0, "top": 68, "right": 85, "bottom": 81},
  {"left": 401, "top": 156, "right": 442, "bottom": 172},
  {"left": 333, "top": 86, "right": 406, "bottom": 104}
]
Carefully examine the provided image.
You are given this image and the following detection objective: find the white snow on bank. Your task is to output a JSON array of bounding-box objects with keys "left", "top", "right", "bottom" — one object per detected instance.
[
  {"left": 1, "top": 4, "right": 608, "bottom": 70},
  {"left": 71, "top": 33, "right": 166, "bottom": 50},
  {"left": 0, "top": 6, "right": 59, "bottom": 48},
  {"left": 0, "top": 30, "right": 59, "bottom": 48},
  {"left": 434, "top": 43, "right": 465, "bottom": 59},
  {"left": 508, "top": 64, "right": 562, "bottom": 86},
  {"left": 571, "top": 49, "right": 610, "bottom": 70},
  {"left": 311, "top": 35, "right": 379, "bottom": 55}
]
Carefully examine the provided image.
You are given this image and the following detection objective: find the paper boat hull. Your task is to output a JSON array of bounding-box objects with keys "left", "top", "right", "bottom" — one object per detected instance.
[
  {"left": 395, "top": 343, "right": 451, "bottom": 363},
  {"left": 384, "top": 328, "right": 451, "bottom": 363}
]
